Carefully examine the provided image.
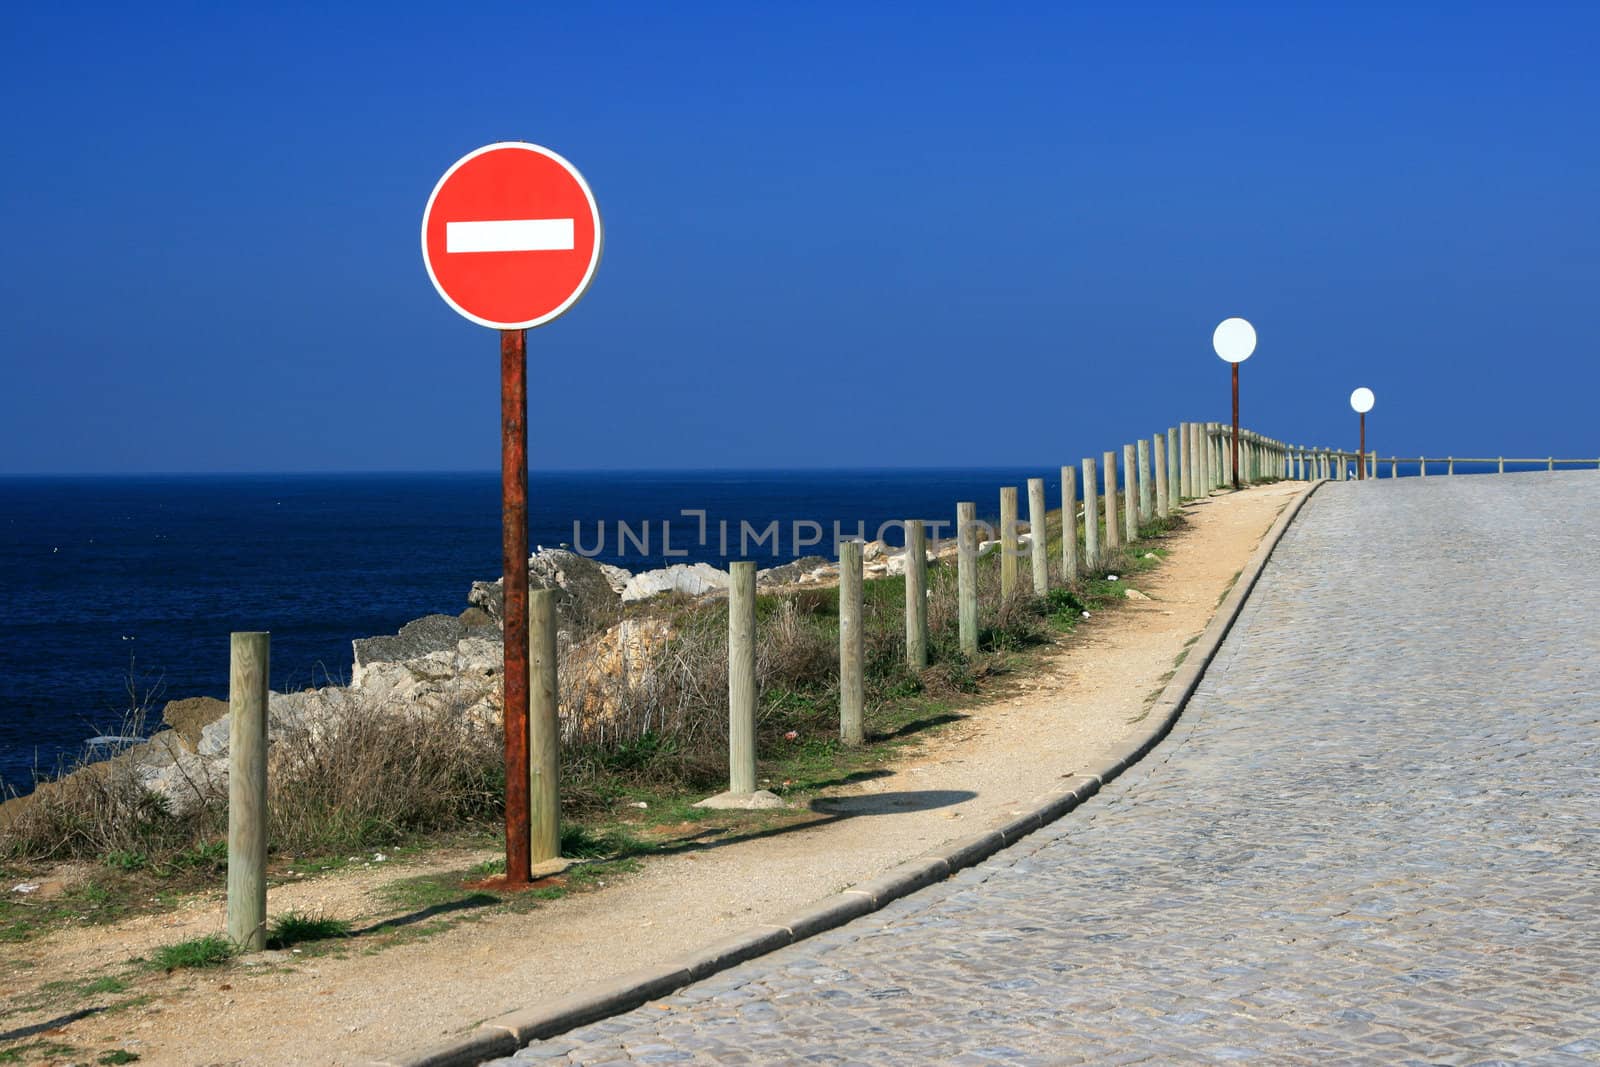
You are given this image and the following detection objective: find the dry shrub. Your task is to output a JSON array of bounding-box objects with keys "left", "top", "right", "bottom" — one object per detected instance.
[
  {"left": 0, "top": 754, "right": 214, "bottom": 864},
  {"left": 267, "top": 694, "right": 502, "bottom": 853}
]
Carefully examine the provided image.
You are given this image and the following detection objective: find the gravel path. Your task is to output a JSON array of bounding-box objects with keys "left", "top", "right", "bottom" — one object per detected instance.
[{"left": 492, "top": 472, "right": 1600, "bottom": 1065}]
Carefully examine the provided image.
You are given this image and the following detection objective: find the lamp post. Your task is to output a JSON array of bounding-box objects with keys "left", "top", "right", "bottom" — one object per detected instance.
[
  {"left": 1212, "top": 317, "right": 1257, "bottom": 490},
  {"left": 1350, "top": 387, "right": 1375, "bottom": 480}
]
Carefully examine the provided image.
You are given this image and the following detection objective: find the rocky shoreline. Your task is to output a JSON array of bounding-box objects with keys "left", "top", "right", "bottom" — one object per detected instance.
[{"left": 6, "top": 540, "right": 970, "bottom": 822}]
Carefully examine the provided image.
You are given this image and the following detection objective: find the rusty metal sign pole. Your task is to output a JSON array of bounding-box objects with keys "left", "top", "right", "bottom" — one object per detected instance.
[
  {"left": 1358, "top": 411, "right": 1366, "bottom": 481},
  {"left": 1231, "top": 362, "right": 1241, "bottom": 490},
  {"left": 500, "top": 328, "right": 532, "bottom": 886}
]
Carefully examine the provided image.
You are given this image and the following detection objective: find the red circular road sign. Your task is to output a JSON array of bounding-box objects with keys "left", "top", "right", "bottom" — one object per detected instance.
[{"left": 421, "top": 142, "right": 603, "bottom": 330}]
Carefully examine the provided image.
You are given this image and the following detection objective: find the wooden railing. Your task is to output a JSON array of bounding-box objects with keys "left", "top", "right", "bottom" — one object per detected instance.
[{"left": 1275, "top": 446, "right": 1600, "bottom": 480}]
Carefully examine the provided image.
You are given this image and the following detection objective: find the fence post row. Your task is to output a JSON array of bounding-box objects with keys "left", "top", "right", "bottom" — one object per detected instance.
[
  {"left": 905, "top": 519, "right": 928, "bottom": 670},
  {"left": 839, "top": 540, "right": 865, "bottom": 745},
  {"left": 956, "top": 501, "right": 978, "bottom": 656},
  {"left": 227, "top": 631, "right": 269, "bottom": 953}
]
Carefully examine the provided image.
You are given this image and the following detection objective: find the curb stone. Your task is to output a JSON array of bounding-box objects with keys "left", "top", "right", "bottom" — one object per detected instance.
[{"left": 372, "top": 481, "right": 1323, "bottom": 1067}]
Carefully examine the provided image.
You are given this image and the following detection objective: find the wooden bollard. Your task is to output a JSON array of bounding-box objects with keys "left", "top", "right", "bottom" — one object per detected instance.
[
  {"left": 905, "top": 520, "right": 928, "bottom": 670},
  {"left": 227, "top": 631, "right": 269, "bottom": 952},
  {"left": 1026, "top": 478, "right": 1048, "bottom": 597},
  {"left": 1061, "top": 465, "right": 1080, "bottom": 581},
  {"left": 839, "top": 540, "right": 865, "bottom": 745},
  {"left": 1166, "top": 427, "right": 1180, "bottom": 511},
  {"left": 1080, "top": 458, "right": 1098, "bottom": 573},
  {"left": 726, "top": 564, "right": 757, "bottom": 794},
  {"left": 999, "top": 486, "right": 1018, "bottom": 601},
  {"left": 1122, "top": 443, "right": 1138, "bottom": 544},
  {"left": 956, "top": 502, "right": 978, "bottom": 656},
  {"left": 529, "top": 590, "right": 561, "bottom": 861},
  {"left": 1154, "top": 433, "right": 1170, "bottom": 519},
  {"left": 1102, "top": 451, "right": 1122, "bottom": 554},
  {"left": 1179, "top": 422, "right": 1192, "bottom": 499},
  {"left": 1137, "top": 438, "right": 1154, "bottom": 523}
]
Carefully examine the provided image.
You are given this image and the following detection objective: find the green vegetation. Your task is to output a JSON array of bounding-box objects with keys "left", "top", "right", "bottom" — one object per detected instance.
[
  {"left": 266, "top": 910, "right": 351, "bottom": 950},
  {"left": 149, "top": 934, "right": 235, "bottom": 971}
]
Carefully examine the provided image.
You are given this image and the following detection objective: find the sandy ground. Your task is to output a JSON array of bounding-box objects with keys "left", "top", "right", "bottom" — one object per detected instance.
[{"left": 0, "top": 483, "right": 1300, "bottom": 1066}]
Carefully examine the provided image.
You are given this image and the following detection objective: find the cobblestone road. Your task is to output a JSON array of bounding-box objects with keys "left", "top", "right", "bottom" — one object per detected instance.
[{"left": 492, "top": 473, "right": 1600, "bottom": 1065}]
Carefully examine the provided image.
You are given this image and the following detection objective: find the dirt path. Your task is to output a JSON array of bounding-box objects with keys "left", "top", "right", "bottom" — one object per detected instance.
[{"left": 0, "top": 483, "right": 1300, "bottom": 1066}]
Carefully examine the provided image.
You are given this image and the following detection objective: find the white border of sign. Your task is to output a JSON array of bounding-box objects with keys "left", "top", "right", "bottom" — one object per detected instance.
[{"left": 420, "top": 141, "right": 605, "bottom": 331}]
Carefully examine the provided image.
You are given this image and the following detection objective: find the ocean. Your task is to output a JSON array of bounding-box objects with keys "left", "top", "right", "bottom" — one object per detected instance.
[{"left": 0, "top": 468, "right": 1063, "bottom": 793}]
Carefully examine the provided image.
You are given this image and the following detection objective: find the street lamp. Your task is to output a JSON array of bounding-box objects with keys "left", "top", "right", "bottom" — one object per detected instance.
[
  {"left": 1213, "top": 317, "right": 1257, "bottom": 490},
  {"left": 1350, "top": 387, "right": 1375, "bottom": 480}
]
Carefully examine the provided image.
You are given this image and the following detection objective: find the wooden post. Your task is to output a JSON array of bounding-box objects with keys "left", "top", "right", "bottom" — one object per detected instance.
[
  {"left": 726, "top": 564, "right": 757, "bottom": 794},
  {"left": 1154, "top": 433, "right": 1169, "bottom": 520},
  {"left": 227, "top": 631, "right": 269, "bottom": 952},
  {"left": 1026, "top": 478, "right": 1048, "bottom": 597},
  {"left": 1137, "top": 438, "right": 1154, "bottom": 523},
  {"left": 1122, "top": 443, "right": 1138, "bottom": 544},
  {"left": 839, "top": 540, "right": 865, "bottom": 745},
  {"left": 956, "top": 502, "right": 978, "bottom": 656},
  {"left": 1203, "top": 424, "right": 1216, "bottom": 492},
  {"left": 1061, "top": 464, "right": 1080, "bottom": 581},
  {"left": 529, "top": 589, "right": 560, "bottom": 861},
  {"left": 905, "top": 520, "right": 928, "bottom": 670},
  {"left": 1080, "top": 459, "right": 1099, "bottom": 573},
  {"left": 1103, "top": 450, "right": 1122, "bottom": 554},
  {"left": 1167, "top": 427, "right": 1181, "bottom": 511},
  {"left": 1179, "top": 422, "right": 1192, "bottom": 499},
  {"left": 999, "top": 486, "right": 1018, "bottom": 601}
]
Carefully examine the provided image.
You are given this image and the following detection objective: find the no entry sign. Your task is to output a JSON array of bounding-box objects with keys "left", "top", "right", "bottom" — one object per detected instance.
[
  {"left": 418, "top": 141, "right": 603, "bottom": 885},
  {"left": 420, "top": 142, "right": 603, "bottom": 330}
]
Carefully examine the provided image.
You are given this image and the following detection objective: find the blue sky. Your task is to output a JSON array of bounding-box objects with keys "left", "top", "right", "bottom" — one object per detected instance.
[{"left": 2, "top": 2, "right": 1596, "bottom": 473}]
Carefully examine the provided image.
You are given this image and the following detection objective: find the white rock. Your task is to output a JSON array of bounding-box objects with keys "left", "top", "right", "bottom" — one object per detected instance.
[{"left": 621, "top": 563, "right": 731, "bottom": 602}]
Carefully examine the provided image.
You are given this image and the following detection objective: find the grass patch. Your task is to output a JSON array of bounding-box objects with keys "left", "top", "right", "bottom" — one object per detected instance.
[
  {"left": 149, "top": 933, "right": 234, "bottom": 971},
  {"left": 266, "top": 910, "right": 351, "bottom": 950}
]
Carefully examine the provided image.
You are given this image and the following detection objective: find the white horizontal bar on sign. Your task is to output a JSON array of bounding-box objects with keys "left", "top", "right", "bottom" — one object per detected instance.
[{"left": 446, "top": 218, "right": 575, "bottom": 253}]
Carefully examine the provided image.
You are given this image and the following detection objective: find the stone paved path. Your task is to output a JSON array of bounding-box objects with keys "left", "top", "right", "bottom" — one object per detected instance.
[{"left": 490, "top": 473, "right": 1600, "bottom": 1066}]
